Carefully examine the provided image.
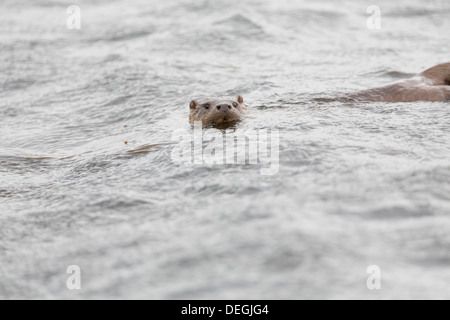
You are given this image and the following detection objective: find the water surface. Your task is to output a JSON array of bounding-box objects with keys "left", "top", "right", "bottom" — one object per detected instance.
[{"left": 1, "top": 0, "right": 449, "bottom": 299}]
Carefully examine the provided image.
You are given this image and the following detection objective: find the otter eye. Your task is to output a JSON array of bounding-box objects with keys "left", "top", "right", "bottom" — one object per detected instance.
[
  {"left": 204, "top": 104, "right": 210, "bottom": 109},
  {"left": 233, "top": 102, "right": 238, "bottom": 107}
]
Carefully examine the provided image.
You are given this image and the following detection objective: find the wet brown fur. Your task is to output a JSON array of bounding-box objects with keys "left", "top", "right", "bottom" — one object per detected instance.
[
  {"left": 189, "top": 95, "right": 247, "bottom": 125},
  {"left": 346, "top": 63, "right": 450, "bottom": 102}
]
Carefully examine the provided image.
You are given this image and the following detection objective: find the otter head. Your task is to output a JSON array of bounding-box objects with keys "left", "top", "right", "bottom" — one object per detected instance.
[{"left": 189, "top": 95, "right": 247, "bottom": 125}]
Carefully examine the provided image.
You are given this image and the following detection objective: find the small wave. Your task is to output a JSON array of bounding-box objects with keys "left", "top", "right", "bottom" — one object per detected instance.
[
  {"left": 89, "top": 29, "right": 154, "bottom": 43},
  {"left": 101, "top": 95, "right": 133, "bottom": 107},
  {"left": 361, "top": 70, "right": 416, "bottom": 80},
  {"left": 213, "top": 14, "right": 268, "bottom": 38},
  {"left": 2, "top": 79, "right": 37, "bottom": 91},
  {"left": 215, "top": 14, "right": 263, "bottom": 30}
]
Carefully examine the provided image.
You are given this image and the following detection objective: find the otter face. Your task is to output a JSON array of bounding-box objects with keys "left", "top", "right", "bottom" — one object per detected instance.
[{"left": 189, "top": 95, "right": 247, "bottom": 125}]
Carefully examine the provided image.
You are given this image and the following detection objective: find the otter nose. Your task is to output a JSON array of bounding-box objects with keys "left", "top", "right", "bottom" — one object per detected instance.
[{"left": 216, "top": 104, "right": 232, "bottom": 111}]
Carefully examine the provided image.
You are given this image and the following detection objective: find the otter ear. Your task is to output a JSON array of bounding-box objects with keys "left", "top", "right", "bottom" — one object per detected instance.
[
  {"left": 237, "top": 95, "right": 244, "bottom": 104},
  {"left": 190, "top": 100, "right": 198, "bottom": 110}
]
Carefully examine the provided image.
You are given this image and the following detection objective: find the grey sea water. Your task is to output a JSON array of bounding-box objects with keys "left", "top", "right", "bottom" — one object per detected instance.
[{"left": 0, "top": 0, "right": 449, "bottom": 299}]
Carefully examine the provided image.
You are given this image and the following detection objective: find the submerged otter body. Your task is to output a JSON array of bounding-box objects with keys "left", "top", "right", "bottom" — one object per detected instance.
[
  {"left": 345, "top": 63, "right": 450, "bottom": 102},
  {"left": 189, "top": 95, "right": 247, "bottom": 125}
]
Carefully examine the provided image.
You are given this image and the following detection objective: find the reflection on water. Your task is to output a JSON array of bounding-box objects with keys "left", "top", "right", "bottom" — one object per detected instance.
[{"left": 0, "top": 0, "right": 450, "bottom": 299}]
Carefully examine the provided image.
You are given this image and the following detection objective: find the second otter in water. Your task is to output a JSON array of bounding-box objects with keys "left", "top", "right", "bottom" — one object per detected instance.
[
  {"left": 190, "top": 95, "right": 247, "bottom": 125},
  {"left": 343, "top": 62, "right": 450, "bottom": 102}
]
